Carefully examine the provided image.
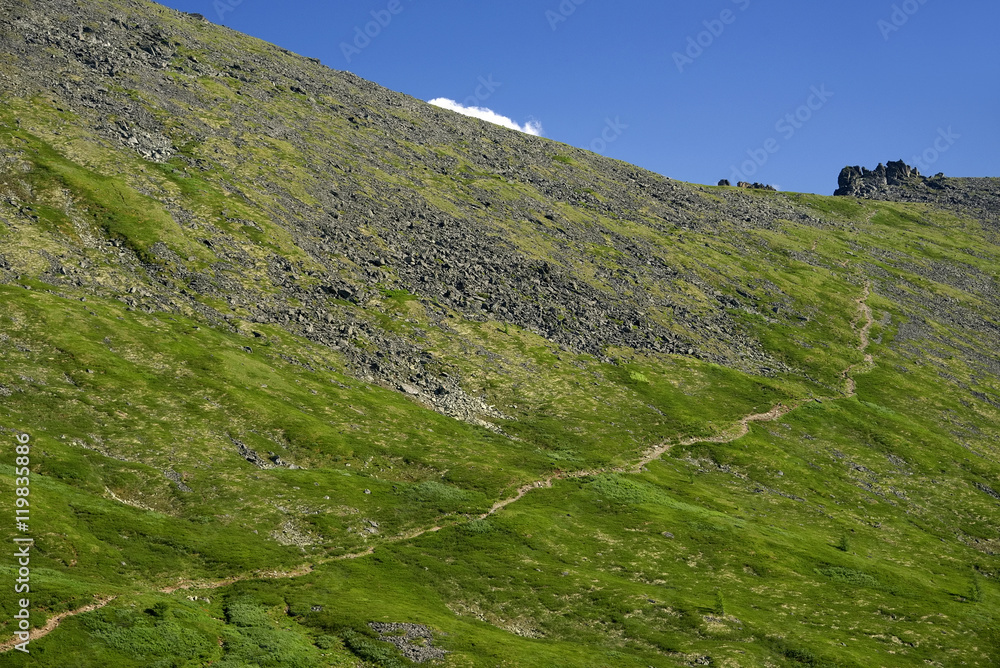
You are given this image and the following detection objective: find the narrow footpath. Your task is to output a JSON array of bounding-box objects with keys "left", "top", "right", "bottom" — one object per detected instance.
[{"left": 2, "top": 282, "right": 876, "bottom": 651}]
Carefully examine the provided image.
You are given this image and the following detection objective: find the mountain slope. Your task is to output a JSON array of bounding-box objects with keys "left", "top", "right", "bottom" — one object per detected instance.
[{"left": 1, "top": 1, "right": 999, "bottom": 666}]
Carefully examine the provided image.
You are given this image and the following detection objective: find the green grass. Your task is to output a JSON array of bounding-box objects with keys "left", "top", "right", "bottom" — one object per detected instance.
[{"left": 2, "top": 7, "right": 1000, "bottom": 664}]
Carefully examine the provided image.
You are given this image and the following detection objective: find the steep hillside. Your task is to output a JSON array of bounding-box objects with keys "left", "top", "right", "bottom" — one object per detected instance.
[{"left": 1, "top": 1, "right": 999, "bottom": 666}]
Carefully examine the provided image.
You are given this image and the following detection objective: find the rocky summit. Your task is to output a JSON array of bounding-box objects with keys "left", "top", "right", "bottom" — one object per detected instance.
[
  {"left": 1, "top": 0, "right": 999, "bottom": 666},
  {"left": 835, "top": 159, "right": 924, "bottom": 199},
  {"left": 835, "top": 160, "right": 1000, "bottom": 230}
]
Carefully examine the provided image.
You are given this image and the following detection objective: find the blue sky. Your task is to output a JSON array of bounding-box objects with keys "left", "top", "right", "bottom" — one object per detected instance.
[{"left": 159, "top": 0, "right": 998, "bottom": 194}]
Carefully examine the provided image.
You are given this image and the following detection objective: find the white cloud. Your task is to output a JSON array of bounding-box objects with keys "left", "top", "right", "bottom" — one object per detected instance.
[{"left": 428, "top": 98, "right": 543, "bottom": 136}]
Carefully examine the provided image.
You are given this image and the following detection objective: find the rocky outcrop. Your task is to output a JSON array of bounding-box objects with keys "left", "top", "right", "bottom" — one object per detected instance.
[
  {"left": 834, "top": 160, "right": 921, "bottom": 198},
  {"left": 736, "top": 181, "right": 777, "bottom": 191},
  {"left": 718, "top": 179, "right": 776, "bottom": 191},
  {"left": 833, "top": 161, "right": 1000, "bottom": 231}
]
